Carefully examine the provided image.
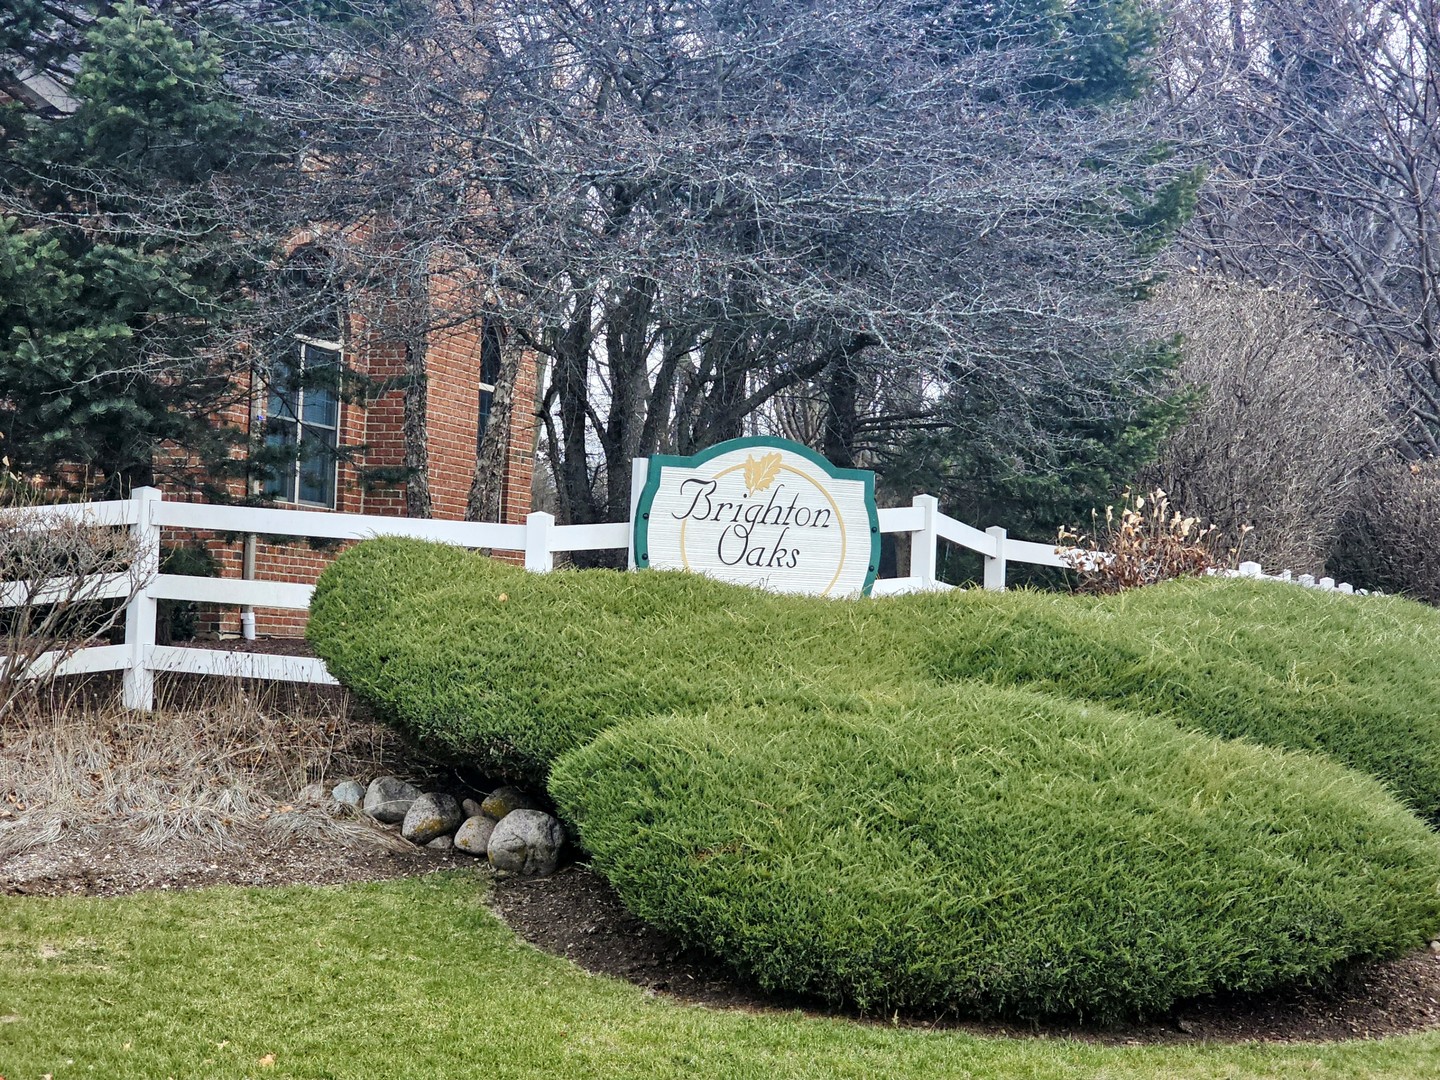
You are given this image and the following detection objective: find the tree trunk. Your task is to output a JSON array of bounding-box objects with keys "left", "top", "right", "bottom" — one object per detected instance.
[
  {"left": 402, "top": 334, "right": 433, "bottom": 518},
  {"left": 466, "top": 341, "right": 521, "bottom": 523},
  {"left": 401, "top": 252, "right": 433, "bottom": 518},
  {"left": 823, "top": 352, "right": 860, "bottom": 468}
]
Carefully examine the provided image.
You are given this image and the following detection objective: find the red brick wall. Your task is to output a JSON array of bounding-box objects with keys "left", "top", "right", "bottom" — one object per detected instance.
[{"left": 425, "top": 315, "right": 485, "bottom": 519}]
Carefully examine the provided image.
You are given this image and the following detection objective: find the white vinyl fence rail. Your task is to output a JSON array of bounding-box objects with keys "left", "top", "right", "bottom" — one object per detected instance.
[{"left": 1, "top": 463, "right": 1364, "bottom": 711}]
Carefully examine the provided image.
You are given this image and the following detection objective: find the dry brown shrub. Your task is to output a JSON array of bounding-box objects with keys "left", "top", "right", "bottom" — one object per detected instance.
[
  {"left": 0, "top": 679, "right": 412, "bottom": 858},
  {"left": 1061, "top": 488, "right": 1246, "bottom": 594},
  {"left": 1142, "top": 275, "right": 1392, "bottom": 576},
  {"left": 1344, "top": 460, "right": 1440, "bottom": 605},
  {"left": 1, "top": 483, "right": 147, "bottom": 717}
]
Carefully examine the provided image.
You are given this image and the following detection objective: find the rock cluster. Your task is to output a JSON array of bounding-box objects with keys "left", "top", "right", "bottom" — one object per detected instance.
[{"left": 327, "top": 776, "right": 566, "bottom": 876}]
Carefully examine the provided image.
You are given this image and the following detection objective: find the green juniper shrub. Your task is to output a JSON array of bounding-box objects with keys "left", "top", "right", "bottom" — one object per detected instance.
[
  {"left": 310, "top": 538, "right": 1440, "bottom": 1020},
  {"left": 915, "top": 576, "right": 1440, "bottom": 823},
  {"left": 156, "top": 542, "right": 218, "bottom": 644},
  {"left": 548, "top": 688, "right": 1440, "bottom": 1023},
  {"left": 310, "top": 539, "right": 1440, "bottom": 824},
  {"left": 306, "top": 537, "right": 903, "bottom": 783}
]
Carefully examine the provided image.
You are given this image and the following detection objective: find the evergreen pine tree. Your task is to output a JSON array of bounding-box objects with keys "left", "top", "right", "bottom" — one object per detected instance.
[{"left": 0, "top": 2, "right": 267, "bottom": 497}]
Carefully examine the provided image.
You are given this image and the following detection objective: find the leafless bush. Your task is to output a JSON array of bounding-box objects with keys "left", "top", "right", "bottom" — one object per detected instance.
[
  {"left": 1141, "top": 275, "right": 1391, "bottom": 575},
  {"left": 1344, "top": 460, "right": 1440, "bottom": 605},
  {"left": 0, "top": 491, "right": 148, "bottom": 718},
  {"left": 1061, "top": 488, "right": 1244, "bottom": 594},
  {"left": 0, "top": 680, "right": 409, "bottom": 858}
]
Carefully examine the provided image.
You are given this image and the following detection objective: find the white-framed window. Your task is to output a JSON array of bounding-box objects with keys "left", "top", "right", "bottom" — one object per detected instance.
[
  {"left": 476, "top": 319, "right": 502, "bottom": 446},
  {"left": 263, "top": 336, "right": 341, "bottom": 508}
]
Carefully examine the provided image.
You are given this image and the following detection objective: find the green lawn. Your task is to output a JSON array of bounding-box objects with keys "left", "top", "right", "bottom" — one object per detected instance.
[{"left": 2, "top": 872, "right": 1437, "bottom": 1079}]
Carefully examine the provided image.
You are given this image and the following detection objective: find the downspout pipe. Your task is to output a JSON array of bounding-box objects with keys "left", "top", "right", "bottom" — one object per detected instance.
[{"left": 241, "top": 532, "right": 257, "bottom": 641}]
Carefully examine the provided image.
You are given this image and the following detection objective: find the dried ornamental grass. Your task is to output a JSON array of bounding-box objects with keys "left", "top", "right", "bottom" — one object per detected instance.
[
  {"left": 1059, "top": 487, "right": 1248, "bottom": 593},
  {"left": 0, "top": 680, "right": 406, "bottom": 857}
]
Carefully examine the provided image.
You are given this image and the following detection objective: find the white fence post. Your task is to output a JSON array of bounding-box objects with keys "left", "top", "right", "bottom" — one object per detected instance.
[
  {"left": 524, "top": 511, "right": 555, "bottom": 572},
  {"left": 628, "top": 457, "right": 648, "bottom": 570},
  {"left": 908, "top": 494, "right": 938, "bottom": 587},
  {"left": 984, "top": 526, "right": 1008, "bottom": 591},
  {"left": 121, "top": 487, "right": 162, "bottom": 711}
]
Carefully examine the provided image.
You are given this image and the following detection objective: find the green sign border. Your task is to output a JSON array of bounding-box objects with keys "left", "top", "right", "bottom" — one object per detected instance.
[{"left": 633, "top": 436, "right": 881, "bottom": 598}]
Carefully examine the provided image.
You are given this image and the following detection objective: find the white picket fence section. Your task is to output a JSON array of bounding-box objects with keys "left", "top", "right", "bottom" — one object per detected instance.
[
  {"left": 4, "top": 467, "right": 1367, "bottom": 711},
  {"left": 1224, "top": 561, "right": 1374, "bottom": 596}
]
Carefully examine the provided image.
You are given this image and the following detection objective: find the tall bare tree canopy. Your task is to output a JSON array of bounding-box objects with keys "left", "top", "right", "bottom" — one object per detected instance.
[
  {"left": 256, "top": 0, "right": 1193, "bottom": 528},
  {"left": 1165, "top": 0, "right": 1440, "bottom": 457}
]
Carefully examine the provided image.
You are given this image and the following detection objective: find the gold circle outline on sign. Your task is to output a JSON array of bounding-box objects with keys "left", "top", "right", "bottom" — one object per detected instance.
[{"left": 676, "top": 459, "right": 849, "bottom": 595}]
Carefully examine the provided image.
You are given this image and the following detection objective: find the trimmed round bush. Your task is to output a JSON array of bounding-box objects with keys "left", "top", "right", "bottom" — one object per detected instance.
[
  {"left": 919, "top": 577, "right": 1440, "bottom": 823},
  {"left": 549, "top": 688, "right": 1440, "bottom": 1022},
  {"left": 306, "top": 537, "right": 896, "bottom": 783},
  {"left": 310, "top": 539, "right": 1440, "bottom": 822}
]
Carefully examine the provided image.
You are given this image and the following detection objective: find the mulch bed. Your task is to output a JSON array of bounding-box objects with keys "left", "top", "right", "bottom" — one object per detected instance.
[{"left": 490, "top": 862, "right": 1440, "bottom": 1045}]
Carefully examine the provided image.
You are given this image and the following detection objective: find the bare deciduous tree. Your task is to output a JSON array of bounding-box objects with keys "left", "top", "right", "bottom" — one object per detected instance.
[
  {"left": 0, "top": 498, "right": 148, "bottom": 717},
  {"left": 1163, "top": 0, "right": 1440, "bottom": 456},
  {"left": 245, "top": 0, "right": 1192, "bottom": 544}
]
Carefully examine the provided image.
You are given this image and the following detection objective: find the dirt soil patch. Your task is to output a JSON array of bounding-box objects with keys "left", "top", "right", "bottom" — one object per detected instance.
[
  {"left": 1, "top": 823, "right": 467, "bottom": 898},
  {"left": 490, "top": 863, "right": 1440, "bottom": 1045}
]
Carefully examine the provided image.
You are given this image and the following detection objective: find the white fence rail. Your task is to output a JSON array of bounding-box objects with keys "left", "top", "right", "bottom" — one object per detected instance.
[{"left": 1, "top": 469, "right": 1366, "bottom": 711}]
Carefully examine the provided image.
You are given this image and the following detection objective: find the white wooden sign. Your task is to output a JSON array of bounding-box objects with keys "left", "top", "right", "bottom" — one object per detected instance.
[{"left": 634, "top": 437, "right": 879, "bottom": 597}]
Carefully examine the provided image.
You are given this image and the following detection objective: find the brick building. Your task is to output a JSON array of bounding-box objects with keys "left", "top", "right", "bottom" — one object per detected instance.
[{"left": 177, "top": 279, "right": 540, "bottom": 639}]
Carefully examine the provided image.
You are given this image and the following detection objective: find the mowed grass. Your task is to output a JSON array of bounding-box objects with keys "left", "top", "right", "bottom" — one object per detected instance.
[{"left": 3, "top": 873, "right": 1440, "bottom": 1080}]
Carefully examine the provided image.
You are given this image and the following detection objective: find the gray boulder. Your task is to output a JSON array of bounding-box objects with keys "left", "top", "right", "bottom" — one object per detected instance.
[
  {"left": 454, "top": 816, "right": 495, "bottom": 857},
  {"left": 402, "top": 793, "right": 465, "bottom": 845},
  {"left": 363, "top": 776, "right": 421, "bottom": 824},
  {"left": 488, "top": 810, "right": 565, "bottom": 876},
  {"left": 332, "top": 780, "right": 366, "bottom": 809},
  {"left": 461, "top": 797, "right": 485, "bottom": 820},
  {"left": 426, "top": 834, "right": 455, "bottom": 852},
  {"left": 481, "top": 785, "right": 542, "bottom": 821}
]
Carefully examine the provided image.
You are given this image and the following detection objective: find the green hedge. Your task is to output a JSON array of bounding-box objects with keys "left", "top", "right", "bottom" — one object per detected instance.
[
  {"left": 306, "top": 538, "right": 901, "bottom": 783},
  {"left": 549, "top": 689, "right": 1440, "bottom": 1022},
  {"left": 310, "top": 539, "right": 1440, "bottom": 1019},
  {"left": 309, "top": 540, "right": 1440, "bottom": 821},
  {"left": 916, "top": 578, "right": 1440, "bottom": 823}
]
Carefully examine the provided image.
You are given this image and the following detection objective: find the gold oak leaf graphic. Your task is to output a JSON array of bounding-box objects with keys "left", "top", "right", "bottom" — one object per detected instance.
[{"left": 743, "top": 452, "right": 783, "bottom": 494}]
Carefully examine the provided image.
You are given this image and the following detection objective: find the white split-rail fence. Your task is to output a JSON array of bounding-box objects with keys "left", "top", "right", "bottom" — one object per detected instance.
[{"left": 1, "top": 459, "right": 1368, "bottom": 711}]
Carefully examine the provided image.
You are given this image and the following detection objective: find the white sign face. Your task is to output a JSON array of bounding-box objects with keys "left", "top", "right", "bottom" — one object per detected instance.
[{"left": 634, "top": 437, "right": 879, "bottom": 597}]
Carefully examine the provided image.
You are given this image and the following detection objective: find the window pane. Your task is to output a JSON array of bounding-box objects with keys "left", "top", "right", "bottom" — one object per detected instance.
[
  {"left": 477, "top": 387, "right": 494, "bottom": 447},
  {"left": 480, "top": 320, "right": 502, "bottom": 386},
  {"left": 268, "top": 357, "right": 299, "bottom": 422},
  {"left": 303, "top": 386, "right": 339, "bottom": 428},
  {"left": 302, "top": 343, "right": 340, "bottom": 372},
  {"left": 298, "top": 424, "right": 337, "bottom": 506},
  {"left": 263, "top": 425, "right": 297, "bottom": 502},
  {"left": 300, "top": 344, "right": 340, "bottom": 427}
]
